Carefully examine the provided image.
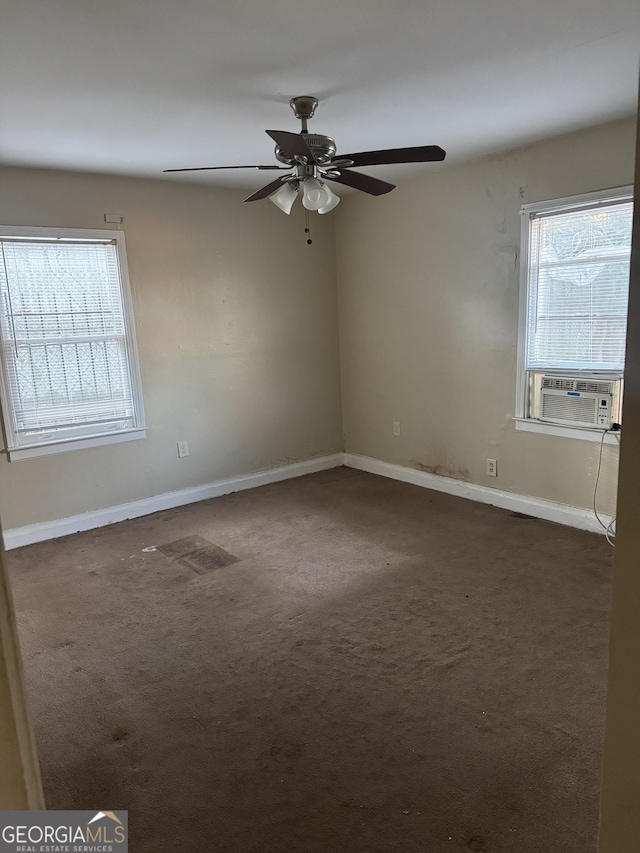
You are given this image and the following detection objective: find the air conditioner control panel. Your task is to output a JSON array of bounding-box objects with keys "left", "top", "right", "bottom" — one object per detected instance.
[{"left": 597, "top": 397, "right": 611, "bottom": 426}]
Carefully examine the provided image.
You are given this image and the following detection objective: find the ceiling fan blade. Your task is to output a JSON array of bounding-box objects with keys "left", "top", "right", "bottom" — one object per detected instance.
[
  {"left": 324, "top": 169, "right": 395, "bottom": 196},
  {"left": 265, "top": 130, "right": 315, "bottom": 162},
  {"left": 337, "top": 145, "right": 446, "bottom": 167},
  {"left": 243, "top": 176, "right": 290, "bottom": 203},
  {"left": 163, "top": 165, "right": 288, "bottom": 173}
]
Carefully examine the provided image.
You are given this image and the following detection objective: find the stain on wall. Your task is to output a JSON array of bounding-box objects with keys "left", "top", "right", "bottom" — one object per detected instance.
[{"left": 411, "top": 460, "right": 471, "bottom": 482}]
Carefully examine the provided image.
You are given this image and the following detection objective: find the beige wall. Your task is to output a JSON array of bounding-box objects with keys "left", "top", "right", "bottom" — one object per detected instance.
[
  {"left": 336, "top": 117, "right": 636, "bottom": 516},
  {"left": 2, "top": 119, "right": 634, "bottom": 532},
  {"left": 0, "top": 167, "right": 343, "bottom": 530},
  {"left": 598, "top": 110, "right": 640, "bottom": 853}
]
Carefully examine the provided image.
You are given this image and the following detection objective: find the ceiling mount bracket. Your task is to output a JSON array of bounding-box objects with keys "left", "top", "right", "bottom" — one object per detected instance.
[
  {"left": 289, "top": 96, "right": 318, "bottom": 120},
  {"left": 290, "top": 96, "right": 318, "bottom": 133}
]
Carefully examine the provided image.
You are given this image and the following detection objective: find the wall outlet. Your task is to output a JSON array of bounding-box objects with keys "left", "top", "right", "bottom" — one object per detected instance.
[
  {"left": 177, "top": 440, "right": 189, "bottom": 458},
  {"left": 393, "top": 421, "right": 401, "bottom": 436},
  {"left": 486, "top": 458, "right": 497, "bottom": 477}
]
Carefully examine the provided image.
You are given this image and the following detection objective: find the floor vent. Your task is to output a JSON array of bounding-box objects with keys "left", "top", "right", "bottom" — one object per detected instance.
[{"left": 158, "top": 535, "right": 239, "bottom": 574}]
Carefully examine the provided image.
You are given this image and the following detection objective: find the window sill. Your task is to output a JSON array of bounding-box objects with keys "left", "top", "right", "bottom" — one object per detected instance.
[
  {"left": 6, "top": 428, "right": 147, "bottom": 462},
  {"left": 514, "top": 418, "right": 620, "bottom": 446}
]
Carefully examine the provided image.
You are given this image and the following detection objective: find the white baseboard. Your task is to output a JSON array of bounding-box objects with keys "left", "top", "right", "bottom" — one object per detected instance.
[
  {"left": 2, "top": 453, "right": 344, "bottom": 550},
  {"left": 343, "top": 453, "right": 613, "bottom": 536},
  {"left": 3, "top": 450, "right": 612, "bottom": 550}
]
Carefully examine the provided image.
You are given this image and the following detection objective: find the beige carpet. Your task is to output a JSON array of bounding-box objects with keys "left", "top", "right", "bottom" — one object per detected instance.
[{"left": 8, "top": 467, "right": 612, "bottom": 853}]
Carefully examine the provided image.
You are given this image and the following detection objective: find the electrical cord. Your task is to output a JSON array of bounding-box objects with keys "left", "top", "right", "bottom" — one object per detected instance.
[{"left": 593, "top": 426, "right": 620, "bottom": 547}]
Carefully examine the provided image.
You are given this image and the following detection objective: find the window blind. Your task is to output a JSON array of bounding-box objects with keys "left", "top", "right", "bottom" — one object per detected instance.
[
  {"left": 526, "top": 200, "right": 633, "bottom": 372},
  {"left": 0, "top": 238, "right": 138, "bottom": 442}
]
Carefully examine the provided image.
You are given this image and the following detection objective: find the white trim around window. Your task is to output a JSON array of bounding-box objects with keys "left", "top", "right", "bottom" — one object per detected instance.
[
  {"left": 514, "top": 418, "right": 621, "bottom": 445},
  {"left": 0, "top": 226, "right": 146, "bottom": 461},
  {"left": 515, "top": 185, "right": 633, "bottom": 437}
]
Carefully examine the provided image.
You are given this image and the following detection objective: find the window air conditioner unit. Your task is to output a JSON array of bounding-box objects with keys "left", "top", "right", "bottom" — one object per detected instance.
[{"left": 539, "top": 376, "right": 617, "bottom": 429}]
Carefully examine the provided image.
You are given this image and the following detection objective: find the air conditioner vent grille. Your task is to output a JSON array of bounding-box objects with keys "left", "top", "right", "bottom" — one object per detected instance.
[
  {"left": 575, "top": 380, "right": 614, "bottom": 393},
  {"left": 541, "top": 377, "right": 576, "bottom": 390},
  {"left": 541, "top": 377, "right": 614, "bottom": 394},
  {"left": 541, "top": 394, "right": 598, "bottom": 424}
]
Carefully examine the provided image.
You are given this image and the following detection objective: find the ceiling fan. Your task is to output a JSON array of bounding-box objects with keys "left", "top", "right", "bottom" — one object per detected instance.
[{"left": 164, "top": 96, "right": 446, "bottom": 216}]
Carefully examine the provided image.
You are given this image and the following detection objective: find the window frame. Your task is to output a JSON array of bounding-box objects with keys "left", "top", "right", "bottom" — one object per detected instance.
[
  {"left": 0, "top": 225, "right": 146, "bottom": 461},
  {"left": 515, "top": 185, "right": 633, "bottom": 443}
]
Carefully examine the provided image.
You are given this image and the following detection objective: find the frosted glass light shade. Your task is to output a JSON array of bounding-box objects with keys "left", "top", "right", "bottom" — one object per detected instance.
[
  {"left": 270, "top": 182, "right": 299, "bottom": 214},
  {"left": 318, "top": 185, "right": 340, "bottom": 214},
  {"left": 302, "top": 178, "right": 329, "bottom": 211}
]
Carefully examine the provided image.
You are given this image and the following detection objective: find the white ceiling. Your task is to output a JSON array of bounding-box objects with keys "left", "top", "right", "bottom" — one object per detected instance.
[{"left": 1, "top": 0, "right": 639, "bottom": 191}]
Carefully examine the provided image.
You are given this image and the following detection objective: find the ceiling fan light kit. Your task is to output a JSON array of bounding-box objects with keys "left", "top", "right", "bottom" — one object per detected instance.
[
  {"left": 165, "top": 95, "right": 446, "bottom": 236},
  {"left": 269, "top": 173, "right": 340, "bottom": 215},
  {"left": 269, "top": 181, "right": 299, "bottom": 214},
  {"left": 301, "top": 177, "right": 329, "bottom": 211},
  {"left": 318, "top": 184, "right": 340, "bottom": 214}
]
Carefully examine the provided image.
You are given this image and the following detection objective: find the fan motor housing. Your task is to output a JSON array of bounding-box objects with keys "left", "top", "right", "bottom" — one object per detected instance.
[{"left": 275, "top": 133, "right": 337, "bottom": 166}]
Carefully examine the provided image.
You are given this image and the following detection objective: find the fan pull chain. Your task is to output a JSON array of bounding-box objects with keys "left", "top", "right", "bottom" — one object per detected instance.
[{"left": 304, "top": 209, "right": 312, "bottom": 245}]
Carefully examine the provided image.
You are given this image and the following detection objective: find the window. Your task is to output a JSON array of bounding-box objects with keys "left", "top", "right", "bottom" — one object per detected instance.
[
  {"left": 516, "top": 187, "right": 633, "bottom": 440},
  {"left": 0, "top": 227, "right": 145, "bottom": 461}
]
